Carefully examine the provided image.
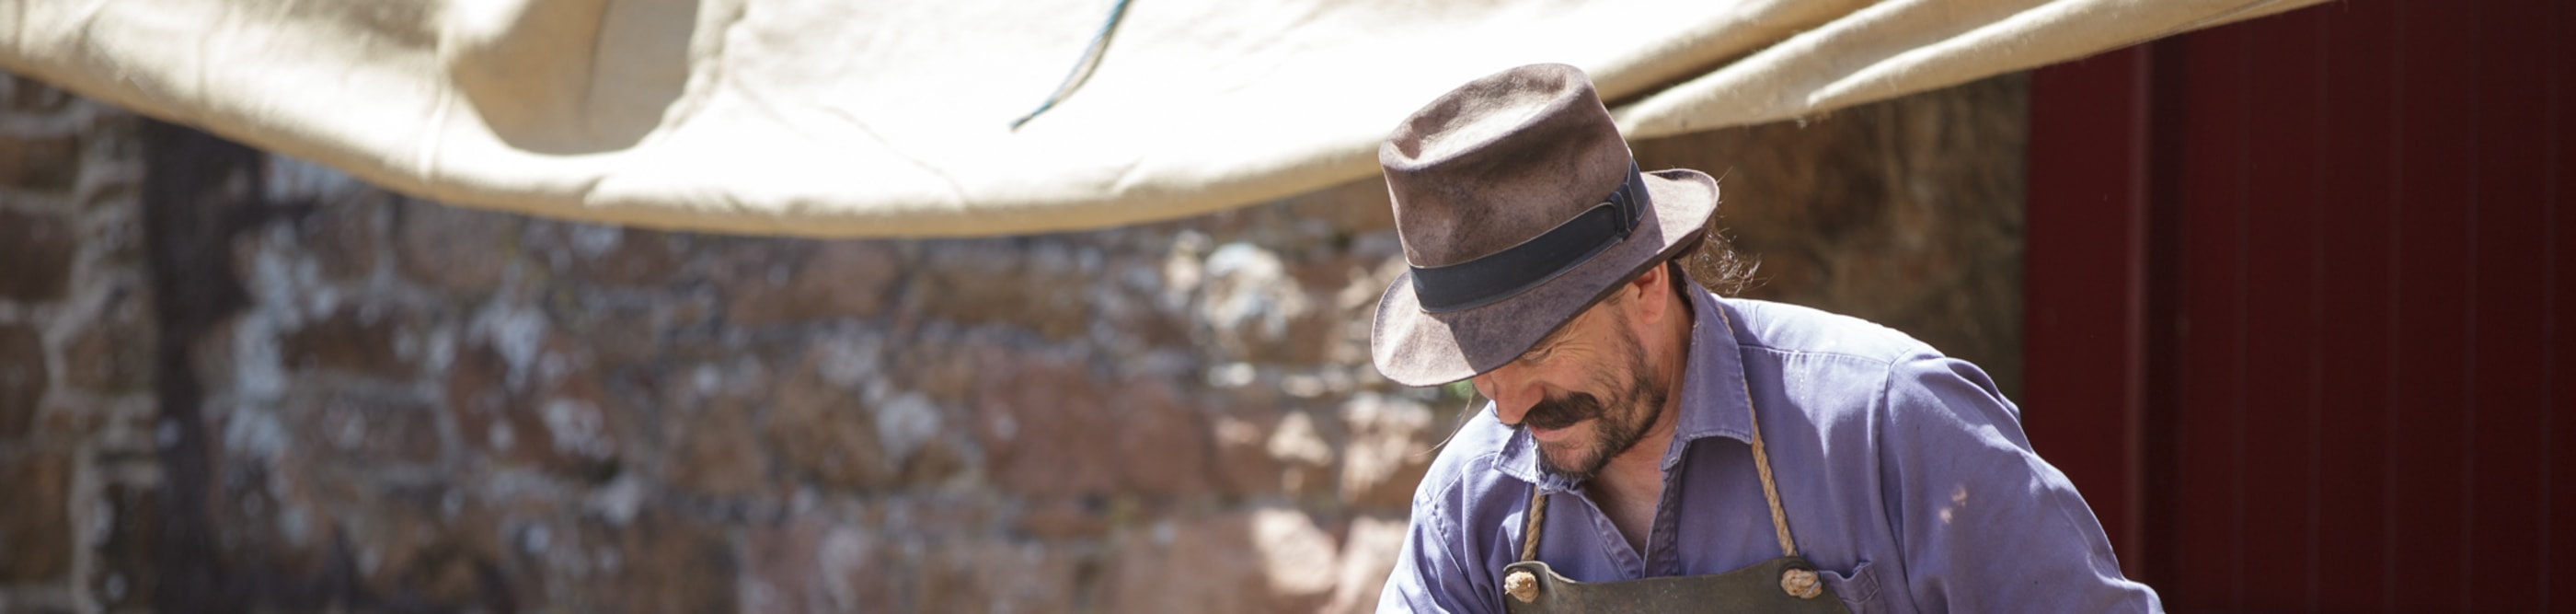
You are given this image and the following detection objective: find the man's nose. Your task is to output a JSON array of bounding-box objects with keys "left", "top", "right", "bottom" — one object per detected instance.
[{"left": 1475, "top": 367, "right": 1539, "bottom": 424}]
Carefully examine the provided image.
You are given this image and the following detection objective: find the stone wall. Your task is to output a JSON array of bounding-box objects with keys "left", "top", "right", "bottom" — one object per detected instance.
[
  {"left": 0, "top": 73, "right": 158, "bottom": 614},
  {"left": 0, "top": 70, "right": 2023, "bottom": 613}
]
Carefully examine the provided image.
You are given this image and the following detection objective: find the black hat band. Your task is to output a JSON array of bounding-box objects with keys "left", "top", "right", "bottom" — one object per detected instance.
[{"left": 1409, "top": 162, "right": 1649, "bottom": 313}]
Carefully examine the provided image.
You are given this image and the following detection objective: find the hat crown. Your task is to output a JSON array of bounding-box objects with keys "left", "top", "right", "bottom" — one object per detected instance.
[{"left": 1379, "top": 64, "right": 1634, "bottom": 268}]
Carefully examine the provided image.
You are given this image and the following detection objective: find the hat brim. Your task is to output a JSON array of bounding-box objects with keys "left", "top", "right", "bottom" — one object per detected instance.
[{"left": 1371, "top": 168, "right": 1719, "bottom": 387}]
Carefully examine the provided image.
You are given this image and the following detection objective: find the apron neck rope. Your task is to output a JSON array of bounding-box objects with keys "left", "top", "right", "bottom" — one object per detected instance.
[{"left": 1730, "top": 304, "right": 1801, "bottom": 559}]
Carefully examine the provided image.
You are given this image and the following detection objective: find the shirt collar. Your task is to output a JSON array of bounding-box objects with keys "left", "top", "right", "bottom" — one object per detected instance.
[{"left": 1493, "top": 285, "right": 1755, "bottom": 492}]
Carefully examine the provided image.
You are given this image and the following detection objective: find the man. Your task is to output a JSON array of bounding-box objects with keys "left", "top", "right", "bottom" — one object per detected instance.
[{"left": 1371, "top": 64, "right": 2156, "bottom": 612}]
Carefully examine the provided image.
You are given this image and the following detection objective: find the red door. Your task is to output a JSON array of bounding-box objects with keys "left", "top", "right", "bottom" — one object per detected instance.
[{"left": 2026, "top": 0, "right": 2576, "bottom": 610}]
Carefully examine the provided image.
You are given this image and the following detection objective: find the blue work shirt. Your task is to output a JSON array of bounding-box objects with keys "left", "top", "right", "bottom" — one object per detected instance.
[{"left": 1378, "top": 288, "right": 2159, "bottom": 612}]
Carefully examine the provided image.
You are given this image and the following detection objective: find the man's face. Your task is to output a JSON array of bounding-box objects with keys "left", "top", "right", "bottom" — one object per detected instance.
[{"left": 1471, "top": 300, "right": 1670, "bottom": 482}]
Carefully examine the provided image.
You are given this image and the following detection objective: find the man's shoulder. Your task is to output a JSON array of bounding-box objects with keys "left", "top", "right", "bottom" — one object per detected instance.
[
  {"left": 1714, "top": 295, "right": 2018, "bottom": 423},
  {"left": 1717, "top": 296, "right": 1938, "bottom": 366}
]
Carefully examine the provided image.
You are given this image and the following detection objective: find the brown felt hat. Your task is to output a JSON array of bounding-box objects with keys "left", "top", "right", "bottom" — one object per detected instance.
[{"left": 1370, "top": 64, "right": 1718, "bottom": 387}]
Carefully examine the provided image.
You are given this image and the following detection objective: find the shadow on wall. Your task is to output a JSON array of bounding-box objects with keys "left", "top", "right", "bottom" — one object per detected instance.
[{"left": 1653, "top": 73, "right": 2028, "bottom": 400}]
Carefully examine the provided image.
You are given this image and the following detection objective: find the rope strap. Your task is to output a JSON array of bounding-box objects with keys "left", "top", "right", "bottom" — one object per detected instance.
[
  {"left": 1716, "top": 305, "right": 1800, "bottom": 559},
  {"left": 1519, "top": 489, "right": 1550, "bottom": 562}
]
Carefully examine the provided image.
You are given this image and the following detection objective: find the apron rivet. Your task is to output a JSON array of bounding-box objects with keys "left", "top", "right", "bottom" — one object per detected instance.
[
  {"left": 1780, "top": 568, "right": 1822, "bottom": 599},
  {"left": 1505, "top": 569, "right": 1540, "bottom": 603}
]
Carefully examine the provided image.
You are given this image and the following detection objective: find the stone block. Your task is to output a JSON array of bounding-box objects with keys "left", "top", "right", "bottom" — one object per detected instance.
[
  {"left": 1012, "top": 497, "right": 1110, "bottom": 539},
  {"left": 5, "top": 75, "right": 74, "bottom": 114},
  {"left": 1100, "top": 508, "right": 1338, "bottom": 614},
  {"left": 1098, "top": 269, "right": 1197, "bottom": 352},
  {"left": 909, "top": 240, "right": 1094, "bottom": 339},
  {"left": 528, "top": 222, "right": 684, "bottom": 288},
  {"left": 577, "top": 301, "right": 673, "bottom": 371},
  {"left": 62, "top": 283, "right": 154, "bottom": 392},
  {"left": 1116, "top": 381, "right": 1211, "bottom": 497},
  {"left": 1210, "top": 410, "right": 1285, "bottom": 498},
  {"left": 443, "top": 342, "right": 520, "bottom": 451},
  {"left": 1277, "top": 177, "right": 1397, "bottom": 237},
  {"left": 534, "top": 375, "right": 625, "bottom": 480},
  {"left": 339, "top": 486, "right": 516, "bottom": 611},
  {"left": 1196, "top": 242, "right": 1338, "bottom": 364},
  {"left": 585, "top": 231, "right": 685, "bottom": 288},
  {"left": 444, "top": 340, "right": 622, "bottom": 480},
  {"left": 726, "top": 240, "right": 901, "bottom": 325},
  {"left": 0, "top": 450, "right": 71, "bottom": 582},
  {"left": 666, "top": 391, "right": 773, "bottom": 499},
  {"left": 1338, "top": 393, "right": 1436, "bottom": 511},
  {"left": 0, "top": 209, "right": 75, "bottom": 301},
  {"left": 915, "top": 539, "right": 1081, "bottom": 614},
  {"left": 200, "top": 458, "right": 343, "bottom": 579},
  {"left": 289, "top": 388, "right": 444, "bottom": 468},
  {"left": 1321, "top": 515, "right": 1409, "bottom": 614},
  {"left": 890, "top": 335, "right": 990, "bottom": 404},
  {"left": 0, "top": 324, "right": 46, "bottom": 439},
  {"left": 897, "top": 434, "right": 971, "bottom": 488},
  {"left": 280, "top": 307, "right": 418, "bottom": 378},
  {"left": 89, "top": 481, "right": 160, "bottom": 609},
  {"left": 1268, "top": 410, "right": 1340, "bottom": 498},
  {"left": 970, "top": 350, "right": 1228, "bottom": 497},
  {"left": 971, "top": 350, "right": 1121, "bottom": 497},
  {"left": 0, "top": 131, "right": 81, "bottom": 192},
  {"left": 739, "top": 520, "right": 897, "bottom": 613},
  {"left": 762, "top": 354, "right": 891, "bottom": 490},
  {"left": 293, "top": 197, "right": 385, "bottom": 281},
  {"left": 887, "top": 496, "right": 996, "bottom": 537},
  {"left": 579, "top": 512, "right": 740, "bottom": 614},
  {"left": 395, "top": 202, "right": 519, "bottom": 295}
]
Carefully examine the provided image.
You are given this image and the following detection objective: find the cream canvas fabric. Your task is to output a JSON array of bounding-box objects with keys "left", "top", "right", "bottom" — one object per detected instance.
[{"left": 1, "top": 0, "right": 2322, "bottom": 237}]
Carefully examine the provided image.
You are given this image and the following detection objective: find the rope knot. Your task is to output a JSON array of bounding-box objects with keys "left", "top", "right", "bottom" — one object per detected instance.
[
  {"left": 1779, "top": 568, "right": 1822, "bottom": 599},
  {"left": 1505, "top": 569, "right": 1540, "bottom": 603}
]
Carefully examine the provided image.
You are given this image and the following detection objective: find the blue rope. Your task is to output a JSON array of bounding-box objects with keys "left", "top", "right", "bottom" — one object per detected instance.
[{"left": 1010, "top": 0, "right": 1134, "bottom": 130}]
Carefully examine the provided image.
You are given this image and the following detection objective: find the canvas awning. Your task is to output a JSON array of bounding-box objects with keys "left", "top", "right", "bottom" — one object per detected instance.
[{"left": 1, "top": 0, "right": 2323, "bottom": 237}]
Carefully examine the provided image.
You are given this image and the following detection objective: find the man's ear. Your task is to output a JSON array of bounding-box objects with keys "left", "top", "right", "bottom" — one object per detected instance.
[{"left": 1624, "top": 263, "right": 1672, "bottom": 322}]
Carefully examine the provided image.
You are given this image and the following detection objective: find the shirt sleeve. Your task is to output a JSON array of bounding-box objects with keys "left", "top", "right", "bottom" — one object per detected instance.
[
  {"left": 1878, "top": 353, "right": 2164, "bottom": 613},
  {"left": 1377, "top": 480, "right": 1498, "bottom": 613}
]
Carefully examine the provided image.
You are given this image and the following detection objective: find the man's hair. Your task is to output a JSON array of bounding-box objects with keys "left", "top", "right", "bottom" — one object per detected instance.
[{"left": 1667, "top": 227, "right": 1759, "bottom": 297}]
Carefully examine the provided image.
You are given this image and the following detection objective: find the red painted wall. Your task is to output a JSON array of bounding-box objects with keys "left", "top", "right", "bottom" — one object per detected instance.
[{"left": 2027, "top": 0, "right": 2576, "bottom": 609}]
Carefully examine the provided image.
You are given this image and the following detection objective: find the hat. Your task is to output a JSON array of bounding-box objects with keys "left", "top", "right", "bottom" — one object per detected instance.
[{"left": 1370, "top": 64, "right": 1719, "bottom": 387}]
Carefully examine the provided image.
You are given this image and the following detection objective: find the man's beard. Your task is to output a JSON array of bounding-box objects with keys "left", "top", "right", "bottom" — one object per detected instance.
[{"left": 1521, "top": 331, "right": 1669, "bottom": 482}]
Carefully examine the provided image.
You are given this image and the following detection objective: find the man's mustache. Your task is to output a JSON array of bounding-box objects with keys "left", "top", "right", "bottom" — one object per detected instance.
[{"left": 1517, "top": 392, "right": 1605, "bottom": 431}]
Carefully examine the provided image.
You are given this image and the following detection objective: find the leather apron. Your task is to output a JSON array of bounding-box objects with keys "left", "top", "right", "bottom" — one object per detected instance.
[{"left": 1500, "top": 307, "right": 1853, "bottom": 613}]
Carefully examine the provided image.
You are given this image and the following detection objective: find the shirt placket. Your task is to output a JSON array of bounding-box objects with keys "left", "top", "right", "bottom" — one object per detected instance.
[{"left": 1643, "top": 450, "right": 1686, "bottom": 576}]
